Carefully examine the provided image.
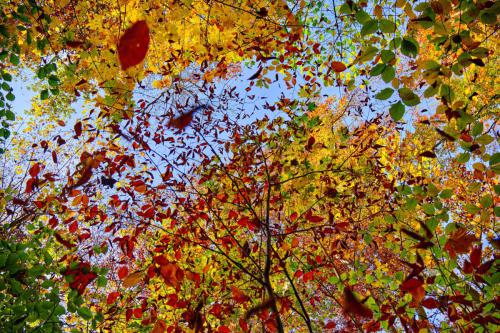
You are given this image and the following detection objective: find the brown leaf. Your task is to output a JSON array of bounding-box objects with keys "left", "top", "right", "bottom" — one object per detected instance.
[
  {"left": 419, "top": 150, "right": 436, "bottom": 158},
  {"left": 248, "top": 67, "right": 263, "bottom": 80}
]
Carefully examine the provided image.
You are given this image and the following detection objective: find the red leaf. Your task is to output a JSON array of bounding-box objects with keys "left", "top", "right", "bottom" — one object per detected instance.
[
  {"left": 400, "top": 278, "right": 424, "bottom": 291},
  {"left": 29, "top": 163, "right": 41, "bottom": 177},
  {"left": 306, "top": 215, "right": 324, "bottom": 223},
  {"left": 25, "top": 178, "right": 35, "bottom": 193},
  {"left": 126, "top": 308, "right": 133, "bottom": 321},
  {"left": 421, "top": 298, "right": 440, "bottom": 309},
  {"left": 218, "top": 326, "right": 231, "bottom": 333},
  {"left": 342, "top": 287, "right": 373, "bottom": 319},
  {"left": 54, "top": 232, "right": 75, "bottom": 248},
  {"left": 444, "top": 228, "right": 477, "bottom": 258},
  {"left": 118, "top": 20, "right": 150, "bottom": 70},
  {"left": 152, "top": 320, "right": 167, "bottom": 333},
  {"left": 239, "top": 318, "right": 249, "bottom": 332},
  {"left": 168, "top": 106, "right": 203, "bottom": 130},
  {"left": 68, "top": 221, "right": 78, "bottom": 233},
  {"left": 325, "top": 320, "right": 336, "bottom": 329},
  {"left": 462, "top": 260, "right": 474, "bottom": 274},
  {"left": 74, "top": 121, "right": 82, "bottom": 138},
  {"left": 159, "top": 262, "right": 184, "bottom": 288},
  {"left": 331, "top": 61, "right": 347, "bottom": 73},
  {"left": 118, "top": 266, "right": 129, "bottom": 280},
  {"left": 401, "top": 278, "right": 425, "bottom": 307},
  {"left": 231, "top": 286, "right": 250, "bottom": 303},
  {"left": 470, "top": 245, "right": 482, "bottom": 268},
  {"left": 133, "top": 308, "right": 142, "bottom": 318},
  {"left": 106, "top": 291, "right": 120, "bottom": 304}
]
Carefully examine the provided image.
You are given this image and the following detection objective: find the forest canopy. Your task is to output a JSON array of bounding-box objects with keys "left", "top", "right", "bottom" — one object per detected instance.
[{"left": 0, "top": 0, "right": 498, "bottom": 332}]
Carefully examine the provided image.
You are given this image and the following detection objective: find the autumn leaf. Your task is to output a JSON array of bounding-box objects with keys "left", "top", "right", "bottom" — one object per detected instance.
[
  {"left": 469, "top": 245, "right": 482, "bottom": 268},
  {"left": 342, "top": 287, "right": 373, "bottom": 319},
  {"left": 106, "top": 291, "right": 120, "bottom": 304},
  {"left": 401, "top": 278, "right": 425, "bottom": 307},
  {"left": 421, "top": 297, "right": 440, "bottom": 309},
  {"left": 122, "top": 271, "right": 143, "bottom": 288},
  {"left": 331, "top": 61, "right": 347, "bottom": 73},
  {"left": 118, "top": 266, "right": 129, "bottom": 280},
  {"left": 231, "top": 286, "right": 250, "bottom": 303},
  {"left": 444, "top": 228, "right": 477, "bottom": 258},
  {"left": 118, "top": 20, "right": 150, "bottom": 70},
  {"left": 168, "top": 105, "right": 204, "bottom": 130}
]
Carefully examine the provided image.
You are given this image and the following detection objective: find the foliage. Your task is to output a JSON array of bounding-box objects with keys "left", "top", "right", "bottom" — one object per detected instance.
[{"left": 0, "top": 0, "right": 498, "bottom": 332}]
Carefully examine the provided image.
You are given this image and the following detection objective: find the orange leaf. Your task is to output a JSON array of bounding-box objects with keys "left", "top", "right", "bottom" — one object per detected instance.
[
  {"left": 122, "top": 271, "right": 143, "bottom": 288},
  {"left": 331, "top": 61, "right": 347, "bottom": 73},
  {"left": 151, "top": 320, "right": 167, "bottom": 333},
  {"left": 118, "top": 20, "right": 150, "bottom": 70}
]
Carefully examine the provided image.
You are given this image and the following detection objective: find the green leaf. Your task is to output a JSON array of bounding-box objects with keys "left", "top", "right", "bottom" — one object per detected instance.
[
  {"left": 490, "top": 153, "right": 500, "bottom": 174},
  {"left": 2, "top": 72, "right": 12, "bottom": 81},
  {"left": 5, "top": 110, "right": 14, "bottom": 121},
  {"left": 357, "top": 46, "right": 379, "bottom": 63},
  {"left": 77, "top": 307, "right": 93, "bottom": 320},
  {"left": 37, "top": 67, "right": 46, "bottom": 80},
  {"left": 379, "top": 19, "right": 396, "bottom": 33},
  {"left": 456, "top": 152, "right": 470, "bottom": 163},
  {"left": 381, "top": 50, "right": 395, "bottom": 63},
  {"left": 355, "top": 10, "right": 371, "bottom": 24},
  {"left": 96, "top": 276, "right": 107, "bottom": 288},
  {"left": 465, "top": 204, "right": 480, "bottom": 214},
  {"left": 476, "top": 134, "right": 493, "bottom": 145},
  {"left": 389, "top": 102, "right": 405, "bottom": 121},
  {"left": 40, "top": 89, "right": 49, "bottom": 100},
  {"left": 382, "top": 66, "right": 395, "bottom": 83},
  {"left": 6, "top": 92, "right": 15, "bottom": 101},
  {"left": 48, "top": 75, "right": 59, "bottom": 87},
  {"left": 401, "top": 37, "right": 419, "bottom": 58},
  {"left": 472, "top": 122, "right": 483, "bottom": 136},
  {"left": 398, "top": 88, "right": 420, "bottom": 106},
  {"left": 480, "top": 195, "right": 493, "bottom": 208},
  {"left": 439, "top": 189, "right": 453, "bottom": 199},
  {"left": 370, "top": 63, "right": 386, "bottom": 76},
  {"left": 480, "top": 12, "right": 496, "bottom": 25},
  {"left": 375, "top": 88, "right": 394, "bottom": 100},
  {"left": 361, "top": 20, "right": 378, "bottom": 36},
  {"left": 9, "top": 53, "right": 20, "bottom": 66}
]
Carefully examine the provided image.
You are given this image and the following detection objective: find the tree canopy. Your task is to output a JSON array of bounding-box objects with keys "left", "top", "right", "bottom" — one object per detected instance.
[{"left": 0, "top": 0, "right": 498, "bottom": 332}]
